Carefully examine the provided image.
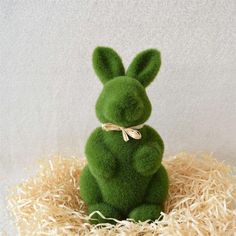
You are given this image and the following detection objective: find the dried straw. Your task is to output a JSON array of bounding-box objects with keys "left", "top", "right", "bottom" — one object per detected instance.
[{"left": 8, "top": 153, "right": 236, "bottom": 236}]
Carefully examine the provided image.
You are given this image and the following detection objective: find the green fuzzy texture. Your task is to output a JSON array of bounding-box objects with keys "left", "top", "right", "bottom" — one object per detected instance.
[
  {"left": 80, "top": 47, "right": 169, "bottom": 224},
  {"left": 93, "top": 47, "right": 125, "bottom": 84},
  {"left": 129, "top": 204, "right": 162, "bottom": 222},
  {"left": 126, "top": 49, "right": 161, "bottom": 87}
]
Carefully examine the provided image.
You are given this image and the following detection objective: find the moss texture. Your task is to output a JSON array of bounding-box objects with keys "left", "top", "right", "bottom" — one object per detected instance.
[{"left": 80, "top": 47, "right": 169, "bottom": 224}]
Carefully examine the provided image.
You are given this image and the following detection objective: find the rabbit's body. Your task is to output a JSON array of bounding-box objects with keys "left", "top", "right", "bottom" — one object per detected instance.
[
  {"left": 80, "top": 47, "right": 169, "bottom": 223},
  {"left": 81, "top": 125, "right": 168, "bottom": 214}
]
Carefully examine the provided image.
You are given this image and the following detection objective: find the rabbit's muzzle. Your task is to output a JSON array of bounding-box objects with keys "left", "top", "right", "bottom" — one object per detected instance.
[{"left": 106, "top": 95, "right": 144, "bottom": 125}]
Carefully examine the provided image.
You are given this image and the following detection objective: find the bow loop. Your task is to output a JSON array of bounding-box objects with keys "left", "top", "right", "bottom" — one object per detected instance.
[{"left": 102, "top": 123, "right": 144, "bottom": 142}]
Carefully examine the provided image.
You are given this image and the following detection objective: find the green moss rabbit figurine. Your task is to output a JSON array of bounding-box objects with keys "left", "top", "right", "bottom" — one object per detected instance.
[{"left": 80, "top": 47, "right": 169, "bottom": 224}]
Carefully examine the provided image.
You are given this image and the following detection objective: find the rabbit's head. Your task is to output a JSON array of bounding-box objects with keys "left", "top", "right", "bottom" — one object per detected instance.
[{"left": 93, "top": 47, "right": 161, "bottom": 127}]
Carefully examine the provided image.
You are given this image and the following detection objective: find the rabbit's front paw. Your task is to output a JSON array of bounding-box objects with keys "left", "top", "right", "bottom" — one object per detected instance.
[
  {"left": 133, "top": 146, "right": 162, "bottom": 176},
  {"left": 93, "top": 154, "right": 117, "bottom": 179}
]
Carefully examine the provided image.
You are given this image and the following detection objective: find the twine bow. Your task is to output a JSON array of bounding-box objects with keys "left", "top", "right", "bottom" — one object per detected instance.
[{"left": 102, "top": 123, "right": 144, "bottom": 142}]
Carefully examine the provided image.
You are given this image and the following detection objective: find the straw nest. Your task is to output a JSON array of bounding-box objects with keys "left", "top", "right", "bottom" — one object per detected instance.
[{"left": 8, "top": 153, "right": 236, "bottom": 236}]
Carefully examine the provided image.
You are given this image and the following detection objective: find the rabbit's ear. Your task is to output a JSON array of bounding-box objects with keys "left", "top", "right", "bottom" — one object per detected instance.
[
  {"left": 126, "top": 49, "right": 161, "bottom": 87},
  {"left": 92, "top": 47, "right": 125, "bottom": 84}
]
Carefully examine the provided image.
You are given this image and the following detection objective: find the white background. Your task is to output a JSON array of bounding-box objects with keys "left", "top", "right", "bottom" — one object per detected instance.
[{"left": 0, "top": 0, "right": 235, "bottom": 234}]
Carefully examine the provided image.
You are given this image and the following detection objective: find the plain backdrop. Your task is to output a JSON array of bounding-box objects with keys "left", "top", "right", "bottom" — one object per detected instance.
[{"left": 0, "top": 0, "right": 235, "bottom": 234}]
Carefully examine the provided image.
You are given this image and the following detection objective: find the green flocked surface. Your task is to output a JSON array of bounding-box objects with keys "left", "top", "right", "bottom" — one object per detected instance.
[{"left": 80, "top": 47, "right": 169, "bottom": 224}]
